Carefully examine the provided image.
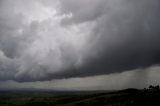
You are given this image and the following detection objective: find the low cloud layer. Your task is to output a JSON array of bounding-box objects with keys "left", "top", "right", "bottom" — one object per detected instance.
[
  {"left": 0, "top": 0, "right": 160, "bottom": 82},
  {"left": 1, "top": 66, "right": 160, "bottom": 90}
]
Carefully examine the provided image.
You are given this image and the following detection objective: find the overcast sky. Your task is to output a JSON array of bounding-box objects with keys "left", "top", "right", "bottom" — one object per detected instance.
[{"left": 0, "top": 0, "right": 160, "bottom": 90}]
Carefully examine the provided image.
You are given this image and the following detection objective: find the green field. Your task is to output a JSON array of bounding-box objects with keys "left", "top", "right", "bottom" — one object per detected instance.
[{"left": 0, "top": 86, "right": 160, "bottom": 106}]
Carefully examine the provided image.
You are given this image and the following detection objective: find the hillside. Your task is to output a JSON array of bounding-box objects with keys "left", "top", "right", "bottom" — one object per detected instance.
[{"left": 0, "top": 86, "right": 160, "bottom": 106}]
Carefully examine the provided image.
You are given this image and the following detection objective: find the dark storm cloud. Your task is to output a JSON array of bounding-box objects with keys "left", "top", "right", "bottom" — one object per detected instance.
[
  {"left": 0, "top": 0, "right": 160, "bottom": 82},
  {"left": 56, "top": 0, "right": 160, "bottom": 76}
]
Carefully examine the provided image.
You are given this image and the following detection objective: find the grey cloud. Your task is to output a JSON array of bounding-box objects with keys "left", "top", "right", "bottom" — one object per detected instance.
[
  {"left": 0, "top": 0, "right": 160, "bottom": 82},
  {"left": 57, "top": 0, "right": 160, "bottom": 76},
  {"left": 60, "top": 0, "right": 106, "bottom": 24},
  {"left": 0, "top": 0, "right": 46, "bottom": 81},
  {"left": 0, "top": 0, "right": 85, "bottom": 82}
]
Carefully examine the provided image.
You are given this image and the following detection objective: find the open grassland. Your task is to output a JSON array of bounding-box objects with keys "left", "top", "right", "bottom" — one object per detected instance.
[{"left": 0, "top": 86, "right": 160, "bottom": 106}]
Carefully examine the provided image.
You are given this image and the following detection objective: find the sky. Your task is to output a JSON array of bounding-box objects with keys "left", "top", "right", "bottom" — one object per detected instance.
[{"left": 0, "top": 0, "right": 160, "bottom": 90}]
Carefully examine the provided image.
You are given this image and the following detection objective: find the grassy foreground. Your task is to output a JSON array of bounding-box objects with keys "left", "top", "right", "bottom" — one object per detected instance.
[{"left": 0, "top": 86, "right": 160, "bottom": 106}]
